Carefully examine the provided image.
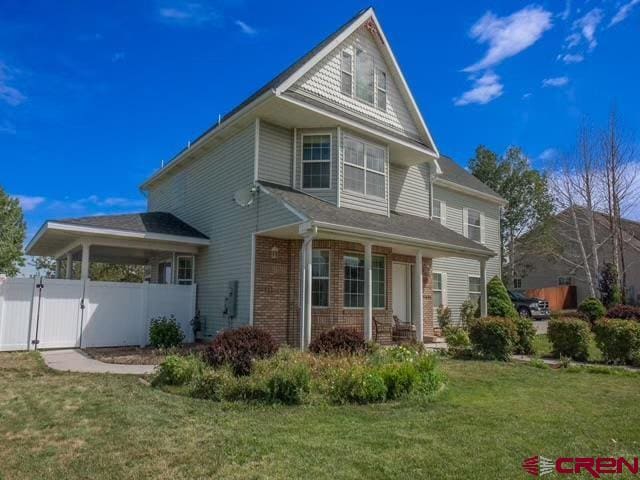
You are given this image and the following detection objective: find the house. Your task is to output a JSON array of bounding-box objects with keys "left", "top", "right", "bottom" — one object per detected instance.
[
  {"left": 516, "top": 207, "right": 640, "bottom": 306},
  {"left": 26, "top": 8, "right": 504, "bottom": 348}
]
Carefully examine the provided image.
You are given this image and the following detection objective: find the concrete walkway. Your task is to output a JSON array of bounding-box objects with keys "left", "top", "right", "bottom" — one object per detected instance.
[{"left": 41, "top": 349, "right": 156, "bottom": 375}]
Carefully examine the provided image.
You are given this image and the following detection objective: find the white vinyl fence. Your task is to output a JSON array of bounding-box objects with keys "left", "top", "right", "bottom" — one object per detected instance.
[{"left": 0, "top": 276, "right": 196, "bottom": 351}]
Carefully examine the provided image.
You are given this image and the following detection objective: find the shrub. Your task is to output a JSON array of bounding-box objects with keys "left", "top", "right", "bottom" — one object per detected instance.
[
  {"left": 188, "top": 367, "right": 233, "bottom": 401},
  {"left": 514, "top": 316, "right": 536, "bottom": 355},
  {"left": 443, "top": 326, "right": 471, "bottom": 357},
  {"left": 205, "top": 326, "right": 278, "bottom": 376},
  {"left": 459, "top": 299, "right": 480, "bottom": 327},
  {"left": 264, "top": 362, "right": 311, "bottom": 405},
  {"left": 599, "top": 262, "right": 622, "bottom": 307},
  {"left": 577, "top": 297, "right": 606, "bottom": 324},
  {"left": 149, "top": 315, "right": 184, "bottom": 349},
  {"left": 468, "top": 316, "right": 518, "bottom": 361},
  {"left": 593, "top": 319, "right": 640, "bottom": 364},
  {"left": 436, "top": 306, "right": 452, "bottom": 330},
  {"left": 487, "top": 276, "right": 518, "bottom": 318},
  {"left": 151, "top": 354, "right": 205, "bottom": 387},
  {"left": 606, "top": 304, "right": 640, "bottom": 321},
  {"left": 377, "top": 361, "right": 419, "bottom": 400},
  {"left": 547, "top": 318, "right": 591, "bottom": 362},
  {"left": 308, "top": 328, "right": 366, "bottom": 355},
  {"left": 327, "top": 365, "right": 387, "bottom": 404}
]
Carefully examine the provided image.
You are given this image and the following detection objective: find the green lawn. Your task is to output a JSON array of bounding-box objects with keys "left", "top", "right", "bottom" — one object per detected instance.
[{"left": 1, "top": 353, "right": 639, "bottom": 480}]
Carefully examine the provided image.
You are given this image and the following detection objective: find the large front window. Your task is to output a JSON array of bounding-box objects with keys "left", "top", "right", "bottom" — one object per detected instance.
[
  {"left": 343, "top": 253, "right": 385, "bottom": 308},
  {"left": 312, "top": 250, "right": 329, "bottom": 307},
  {"left": 355, "top": 48, "right": 374, "bottom": 103},
  {"left": 302, "top": 135, "right": 331, "bottom": 189},
  {"left": 343, "top": 136, "right": 385, "bottom": 198}
]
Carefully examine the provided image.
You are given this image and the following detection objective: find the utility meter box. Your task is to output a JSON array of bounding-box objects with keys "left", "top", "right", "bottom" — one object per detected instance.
[{"left": 223, "top": 280, "right": 238, "bottom": 319}]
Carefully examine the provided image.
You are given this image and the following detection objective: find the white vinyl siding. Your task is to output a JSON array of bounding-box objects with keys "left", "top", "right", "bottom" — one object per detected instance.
[
  {"left": 258, "top": 121, "right": 292, "bottom": 186},
  {"left": 389, "top": 163, "right": 430, "bottom": 217}
]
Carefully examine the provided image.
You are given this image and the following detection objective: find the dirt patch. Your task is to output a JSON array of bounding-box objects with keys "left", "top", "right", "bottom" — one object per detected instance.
[{"left": 84, "top": 343, "right": 208, "bottom": 365}]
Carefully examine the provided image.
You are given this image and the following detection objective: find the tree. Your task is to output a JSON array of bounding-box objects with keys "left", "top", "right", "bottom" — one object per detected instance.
[
  {"left": 469, "top": 146, "right": 554, "bottom": 284},
  {"left": 31, "top": 256, "right": 57, "bottom": 278},
  {"left": 486, "top": 276, "right": 518, "bottom": 318},
  {"left": 0, "top": 187, "right": 26, "bottom": 277},
  {"left": 599, "top": 262, "right": 622, "bottom": 307}
]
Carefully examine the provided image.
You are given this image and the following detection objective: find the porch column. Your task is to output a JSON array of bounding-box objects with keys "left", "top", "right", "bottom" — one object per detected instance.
[
  {"left": 414, "top": 250, "right": 424, "bottom": 343},
  {"left": 55, "top": 259, "right": 61, "bottom": 278},
  {"left": 364, "top": 242, "right": 373, "bottom": 342},
  {"left": 304, "top": 237, "right": 313, "bottom": 348},
  {"left": 80, "top": 242, "right": 90, "bottom": 280},
  {"left": 480, "top": 258, "right": 488, "bottom": 317},
  {"left": 65, "top": 253, "right": 73, "bottom": 279}
]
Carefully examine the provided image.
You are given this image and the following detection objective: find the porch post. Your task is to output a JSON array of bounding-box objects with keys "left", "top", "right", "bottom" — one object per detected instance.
[
  {"left": 304, "top": 237, "right": 313, "bottom": 348},
  {"left": 80, "top": 242, "right": 90, "bottom": 280},
  {"left": 364, "top": 242, "right": 373, "bottom": 342},
  {"left": 65, "top": 253, "right": 73, "bottom": 279},
  {"left": 480, "top": 258, "right": 488, "bottom": 317},
  {"left": 414, "top": 250, "right": 424, "bottom": 343},
  {"left": 55, "top": 259, "right": 61, "bottom": 278}
]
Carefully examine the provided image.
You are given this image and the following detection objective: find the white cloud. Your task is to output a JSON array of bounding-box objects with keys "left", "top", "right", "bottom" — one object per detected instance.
[
  {"left": 0, "top": 62, "right": 26, "bottom": 107},
  {"left": 76, "top": 195, "right": 146, "bottom": 209},
  {"left": 463, "top": 6, "right": 553, "bottom": 72},
  {"left": 569, "top": 8, "right": 603, "bottom": 51},
  {"left": 557, "top": 52, "right": 584, "bottom": 64},
  {"left": 454, "top": 72, "right": 504, "bottom": 106},
  {"left": 522, "top": 92, "right": 533, "bottom": 100},
  {"left": 235, "top": 20, "right": 257, "bottom": 35},
  {"left": 158, "top": 2, "right": 221, "bottom": 26},
  {"left": 13, "top": 195, "right": 46, "bottom": 212},
  {"left": 609, "top": 0, "right": 640, "bottom": 26},
  {"left": 538, "top": 148, "right": 561, "bottom": 162},
  {"left": 560, "top": 0, "right": 572, "bottom": 21},
  {"left": 111, "top": 52, "right": 126, "bottom": 63},
  {"left": 542, "top": 76, "right": 569, "bottom": 87}
]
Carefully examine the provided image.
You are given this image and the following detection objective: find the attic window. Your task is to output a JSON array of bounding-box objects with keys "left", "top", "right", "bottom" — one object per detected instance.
[
  {"left": 355, "top": 48, "right": 374, "bottom": 104},
  {"left": 341, "top": 51, "right": 353, "bottom": 96},
  {"left": 376, "top": 69, "right": 387, "bottom": 111}
]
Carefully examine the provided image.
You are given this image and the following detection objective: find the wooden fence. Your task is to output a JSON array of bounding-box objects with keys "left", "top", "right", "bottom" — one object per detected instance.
[{"left": 525, "top": 285, "right": 577, "bottom": 311}]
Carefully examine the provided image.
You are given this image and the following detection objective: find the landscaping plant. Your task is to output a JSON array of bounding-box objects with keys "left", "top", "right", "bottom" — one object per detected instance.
[
  {"left": 149, "top": 315, "right": 185, "bottom": 349},
  {"left": 486, "top": 276, "right": 518, "bottom": 318},
  {"left": 151, "top": 354, "right": 205, "bottom": 387},
  {"left": 593, "top": 319, "right": 640, "bottom": 365},
  {"left": 547, "top": 318, "right": 591, "bottom": 362},
  {"left": 459, "top": 299, "right": 480, "bottom": 326},
  {"left": 605, "top": 304, "right": 640, "bottom": 321},
  {"left": 443, "top": 326, "right": 471, "bottom": 358},
  {"left": 436, "top": 306, "right": 452, "bottom": 330},
  {"left": 205, "top": 326, "right": 278, "bottom": 376},
  {"left": 308, "top": 327, "right": 366, "bottom": 355},
  {"left": 513, "top": 316, "right": 536, "bottom": 355},
  {"left": 468, "top": 316, "right": 518, "bottom": 361},
  {"left": 577, "top": 297, "right": 606, "bottom": 324},
  {"left": 599, "top": 262, "right": 623, "bottom": 307}
]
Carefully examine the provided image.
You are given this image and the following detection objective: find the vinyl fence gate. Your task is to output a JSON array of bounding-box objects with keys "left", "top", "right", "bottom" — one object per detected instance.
[{"left": 0, "top": 277, "right": 196, "bottom": 352}]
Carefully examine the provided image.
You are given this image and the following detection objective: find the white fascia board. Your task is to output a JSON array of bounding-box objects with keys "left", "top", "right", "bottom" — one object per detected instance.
[
  {"left": 140, "top": 90, "right": 274, "bottom": 191},
  {"left": 434, "top": 178, "right": 507, "bottom": 205},
  {"left": 310, "top": 220, "right": 495, "bottom": 258}
]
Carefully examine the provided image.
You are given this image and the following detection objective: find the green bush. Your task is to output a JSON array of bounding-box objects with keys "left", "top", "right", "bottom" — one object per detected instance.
[
  {"left": 151, "top": 354, "right": 205, "bottom": 386},
  {"left": 599, "top": 262, "right": 622, "bottom": 307},
  {"left": 577, "top": 297, "right": 606, "bottom": 324},
  {"left": 327, "top": 365, "right": 387, "bottom": 404},
  {"left": 487, "top": 276, "right": 518, "bottom": 318},
  {"left": 460, "top": 299, "right": 480, "bottom": 326},
  {"left": 468, "top": 316, "right": 518, "bottom": 361},
  {"left": 377, "top": 361, "right": 418, "bottom": 400},
  {"left": 443, "top": 326, "right": 471, "bottom": 357},
  {"left": 264, "top": 362, "right": 311, "bottom": 405},
  {"left": 188, "top": 367, "right": 234, "bottom": 401},
  {"left": 514, "top": 316, "right": 536, "bottom": 355},
  {"left": 547, "top": 318, "right": 591, "bottom": 362},
  {"left": 149, "top": 315, "right": 185, "bottom": 349},
  {"left": 436, "top": 306, "right": 452, "bottom": 330},
  {"left": 593, "top": 319, "right": 640, "bottom": 365}
]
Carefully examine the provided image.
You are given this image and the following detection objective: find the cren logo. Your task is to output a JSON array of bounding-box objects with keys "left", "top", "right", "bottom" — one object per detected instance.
[{"left": 522, "top": 456, "right": 555, "bottom": 477}]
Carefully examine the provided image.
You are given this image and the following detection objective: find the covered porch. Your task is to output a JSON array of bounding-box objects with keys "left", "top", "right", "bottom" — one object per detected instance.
[{"left": 26, "top": 212, "right": 209, "bottom": 284}]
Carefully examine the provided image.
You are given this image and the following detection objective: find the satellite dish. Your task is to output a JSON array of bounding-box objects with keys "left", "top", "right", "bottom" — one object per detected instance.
[{"left": 233, "top": 185, "right": 257, "bottom": 207}]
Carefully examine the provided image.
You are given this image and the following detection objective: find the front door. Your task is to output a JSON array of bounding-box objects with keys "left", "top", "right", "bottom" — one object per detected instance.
[{"left": 392, "top": 263, "right": 412, "bottom": 323}]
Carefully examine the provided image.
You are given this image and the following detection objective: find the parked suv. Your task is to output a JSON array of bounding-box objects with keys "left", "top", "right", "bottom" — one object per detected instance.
[{"left": 508, "top": 291, "right": 550, "bottom": 319}]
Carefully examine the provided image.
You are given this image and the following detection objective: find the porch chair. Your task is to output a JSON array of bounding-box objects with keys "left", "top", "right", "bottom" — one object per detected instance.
[{"left": 392, "top": 315, "right": 416, "bottom": 342}]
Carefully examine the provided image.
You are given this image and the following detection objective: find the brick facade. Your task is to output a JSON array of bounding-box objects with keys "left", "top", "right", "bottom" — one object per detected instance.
[{"left": 253, "top": 236, "right": 435, "bottom": 346}]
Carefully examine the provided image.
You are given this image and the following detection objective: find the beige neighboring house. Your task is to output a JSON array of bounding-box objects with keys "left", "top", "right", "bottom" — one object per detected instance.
[
  {"left": 516, "top": 207, "right": 640, "bottom": 305},
  {"left": 27, "top": 8, "right": 505, "bottom": 348}
]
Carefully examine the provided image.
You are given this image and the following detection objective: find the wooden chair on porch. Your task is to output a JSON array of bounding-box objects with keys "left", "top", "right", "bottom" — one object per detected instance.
[
  {"left": 391, "top": 315, "right": 416, "bottom": 342},
  {"left": 372, "top": 316, "right": 392, "bottom": 343}
]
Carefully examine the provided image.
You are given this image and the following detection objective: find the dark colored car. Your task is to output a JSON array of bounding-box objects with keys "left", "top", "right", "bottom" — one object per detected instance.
[{"left": 508, "top": 290, "right": 550, "bottom": 319}]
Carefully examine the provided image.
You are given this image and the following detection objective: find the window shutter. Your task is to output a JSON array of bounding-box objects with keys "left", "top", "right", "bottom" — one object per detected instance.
[
  {"left": 442, "top": 272, "right": 448, "bottom": 306},
  {"left": 480, "top": 212, "right": 486, "bottom": 244},
  {"left": 441, "top": 200, "right": 447, "bottom": 226},
  {"left": 463, "top": 208, "right": 469, "bottom": 237}
]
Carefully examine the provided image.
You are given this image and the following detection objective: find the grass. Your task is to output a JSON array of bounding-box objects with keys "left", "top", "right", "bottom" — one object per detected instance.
[
  {"left": 533, "top": 334, "right": 603, "bottom": 362},
  {"left": 1, "top": 352, "right": 639, "bottom": 479}
]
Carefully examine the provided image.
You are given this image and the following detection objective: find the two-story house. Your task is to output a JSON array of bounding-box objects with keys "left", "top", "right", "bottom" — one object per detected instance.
[{"left": 26, "top": 8, "right": 504, "bottom": 348}]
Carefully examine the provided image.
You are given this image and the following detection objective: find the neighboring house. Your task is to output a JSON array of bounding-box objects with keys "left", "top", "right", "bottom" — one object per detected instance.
[
  {"left": 516, "top": 207, "right": 640, "bottom": 305},
  {"left": 26, "top": 8, "right": 504, "bottom": 347}
]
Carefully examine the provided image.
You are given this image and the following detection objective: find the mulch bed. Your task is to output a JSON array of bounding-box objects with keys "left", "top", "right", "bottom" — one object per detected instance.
[{"left": 84, "top": 343, "right": 208, "bottom": 365}]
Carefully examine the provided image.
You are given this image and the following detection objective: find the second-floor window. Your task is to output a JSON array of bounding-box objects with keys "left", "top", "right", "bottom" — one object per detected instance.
[
  {"left": 465, "top": 208, "right": 483, "bottom": 243},
  {"left": 433, "top": 199, "right": 445, "bottom": 225},
  {"left": 513, "top": 278, "right": 522, "bottom": 289},
  {"left": 343, "top": 136, "right": 385, "bottom": 198},
  {"left": 302, "top": 134, "right": 331, "bottom": 189}
]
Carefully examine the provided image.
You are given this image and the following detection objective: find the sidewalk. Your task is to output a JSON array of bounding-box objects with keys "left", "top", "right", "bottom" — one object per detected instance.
[{"left": 41, "top": 349, "right": 156, "bottom": 375}]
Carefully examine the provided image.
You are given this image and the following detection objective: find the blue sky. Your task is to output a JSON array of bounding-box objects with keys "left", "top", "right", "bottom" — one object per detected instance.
[{"left": 2, "top": 0, "right": 639, "bottom": 243}]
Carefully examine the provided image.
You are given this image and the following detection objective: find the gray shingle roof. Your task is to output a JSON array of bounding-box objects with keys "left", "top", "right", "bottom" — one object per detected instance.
[
  {"left": 437, "top": 155, "right": 503, "bottom": 200},
  {"left": 55, "top": 212, "right": 208, "bottom": 239},
  {"left": 260, "top": 182, "right": 494, "bottom": 256}
]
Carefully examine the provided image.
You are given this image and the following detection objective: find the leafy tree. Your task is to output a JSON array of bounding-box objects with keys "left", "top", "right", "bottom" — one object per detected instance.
[
  {"left": 469, "top": 146, "right": 554, "bottom": 284},
  {"left": 599, "top": 262, "right": 622, "bottom": 307},
  {"left": 486, "top": 276, "right": 518, "bottom": 318},
  {"left": 31, "top": 256, "right": 57, "bottom": 278},
  {"left": 90, "top": 263, "right": 145, "bottom": 282},
  {"left": 0, "top": 187, "right": 26, "bottom": 276}
]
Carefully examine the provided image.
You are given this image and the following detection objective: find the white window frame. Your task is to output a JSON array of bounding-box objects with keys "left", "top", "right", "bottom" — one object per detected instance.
[
  {"left": 558, "top": 276, "right": 573, "bottom": 286},
  {"left": 463, "top": 207, "right": 485, "bottom": 244},
  {"left": 300, "top": 133, "right": 332, "bottom": 190},
  {"left": 432, "top": 271, "right": 447, "bottom": 310},
  {"left": 340, "top": 49, "right": 353, "bottom": 97},
  {"left": 343, "top": 252, "right": 365, "bottom": 309},
  {"left": 343, "top": 134, "right": 386, "bottom": 199},
  {"left": 513, "top": 278, "right": 522, "bottom": 289},
  {"left": 355, "top": 47, "right": 375, "bottom": 105},
  {"left": 432, "top": 199, "right": 446, "bottom": 225},
  {"left": 372, "top": 254, "right": 386, "bottom": 309},
  {"left": 376, "top": 68, "right": 387, "bottom": 111},
  {"left": 311, "top": 249, "right": 330, "bottom": 308},
  {"left": 176, "top": 255, "right": 195, "bottom": 285},
  {"left": 468, "top": 275, "right": 481, "bottom": 303}
]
